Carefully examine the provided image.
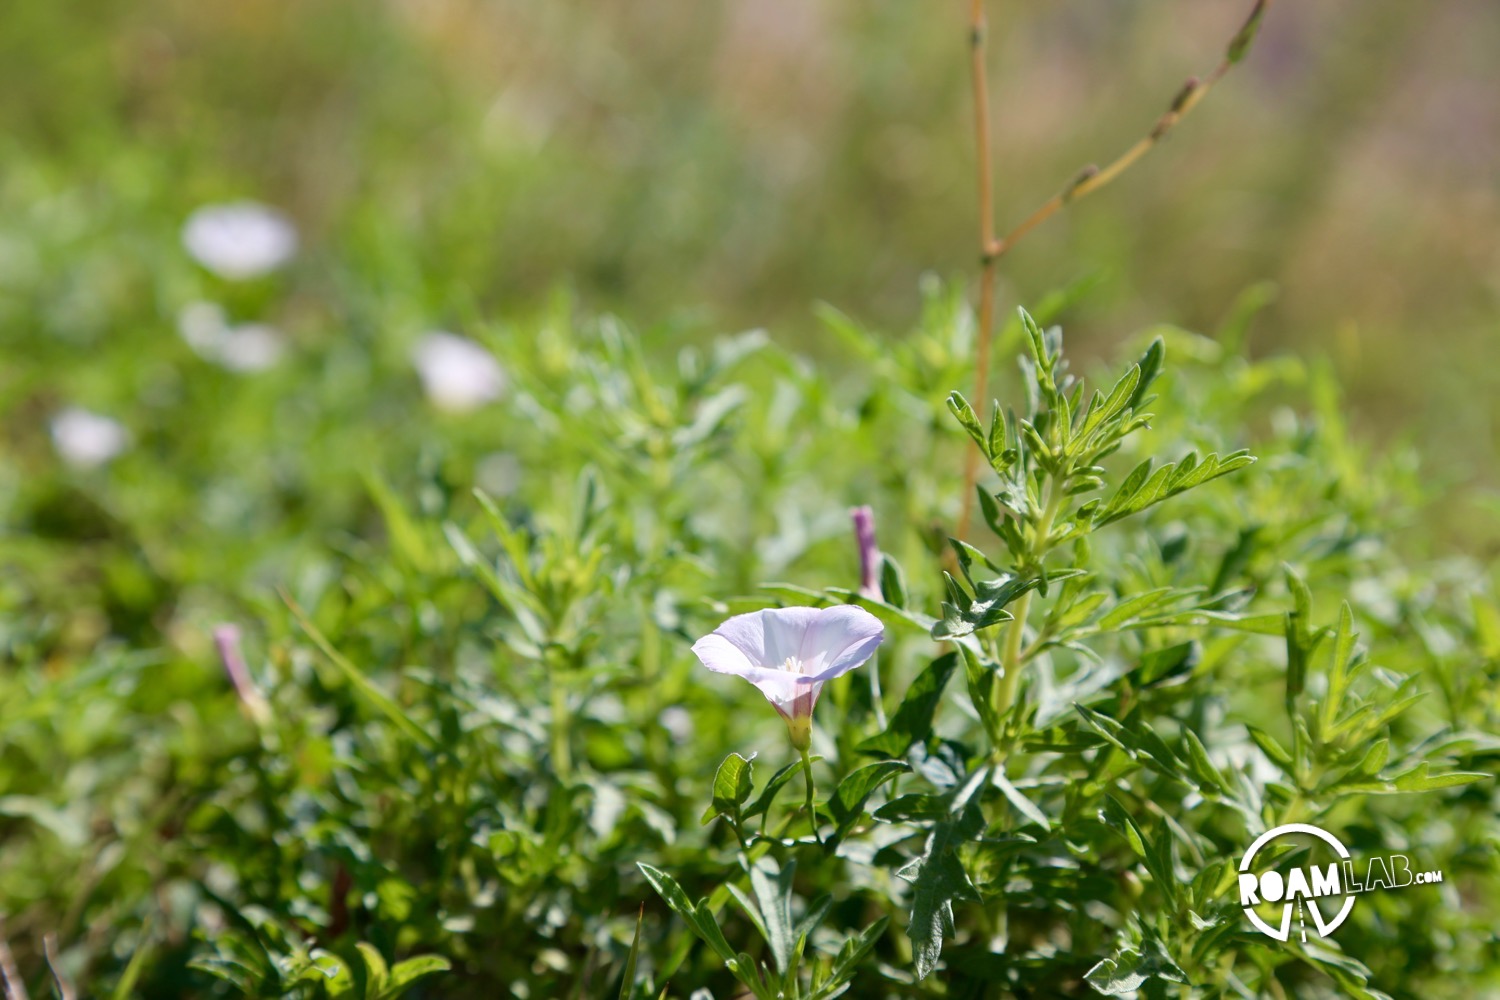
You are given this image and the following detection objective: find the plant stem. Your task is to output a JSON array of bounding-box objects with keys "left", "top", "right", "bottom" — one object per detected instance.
[
  {"left": 992, "top": 485, "right": 1066, "bottom": 741},
  {"left": 957, "top": 0, "right": 1000, "bottom": 545},
  {"left": 956, "top": 0, "right": 1273, "bottom": 540},
  {"left": 551, "top": 671, "right": 571, "bottom": 780},
  {"left": 0, "top": 915, "right": 29, "bottom": 1000},
  {"left": 800, "top": 749, "right": 822, "bottom": 845}
]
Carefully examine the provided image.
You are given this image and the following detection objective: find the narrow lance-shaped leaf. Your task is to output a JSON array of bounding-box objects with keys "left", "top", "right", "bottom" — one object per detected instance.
[{"left": 858, "top": 653, "right": 959, "bottom": 758}]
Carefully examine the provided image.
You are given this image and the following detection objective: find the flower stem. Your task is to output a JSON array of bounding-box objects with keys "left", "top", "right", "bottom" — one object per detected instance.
[
  {"left": 992, "top": 484, "right": 1066, "bottom": 745},
  {"left": 551, "top": 671, "right": 571, "bottom": 780},
  {"left": 800, "top": 749, "right": 822, "bottom": 845}
]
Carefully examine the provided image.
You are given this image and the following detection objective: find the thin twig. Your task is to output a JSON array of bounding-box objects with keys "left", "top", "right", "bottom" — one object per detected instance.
[
  {"left": 0, "top": 916, "right": 29, "bottom": 1000},
  {"left": 956, "top": 0, "right": 1273, "bottom": 540},
  {"left": 42, "top": 936, "right": 74, "bottom": 1000}
]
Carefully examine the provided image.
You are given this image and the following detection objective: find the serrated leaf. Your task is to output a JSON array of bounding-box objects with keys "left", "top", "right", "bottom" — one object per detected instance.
[{"left": 899, "top": 819, "right": 979, "bottom": 980}]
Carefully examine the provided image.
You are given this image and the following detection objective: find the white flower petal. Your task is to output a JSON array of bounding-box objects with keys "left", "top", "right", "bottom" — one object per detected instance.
[
  {"left": 803, "top": 605, "right": 886, "bottom": 681},
  {"left": 218, "top": 323, "right": 285, "bottom": 372},
  {"left": 691, "top": 605, "right": 885, "bottom": 720},
  {"left": 411, "top": 331, "right": 505, "bottom": 412},
  {"left": 182, "top": 202, "right": 298, "bottom": 280},
  {"left": 177, "top": 300, "right": 229, "bottom": 354},
  {"left": 51, "top": 408, "right": 128, "bottom": 468}
]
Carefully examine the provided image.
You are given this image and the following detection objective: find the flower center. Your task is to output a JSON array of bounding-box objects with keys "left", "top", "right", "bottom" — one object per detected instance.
[{"left": 782, "top": 656, "right": 804, "bottom": 676}]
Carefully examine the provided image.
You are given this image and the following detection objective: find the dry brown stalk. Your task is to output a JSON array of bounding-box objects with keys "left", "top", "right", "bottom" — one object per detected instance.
[{"left": 957, "top": 0, "right": 1274, "bottom": 540}]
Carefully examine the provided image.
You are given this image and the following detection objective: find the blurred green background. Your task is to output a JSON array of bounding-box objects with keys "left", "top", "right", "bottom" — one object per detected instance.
[
  {"left": 2, "top": 3, "right": 1498, "bottom": 994},
  {"left": 2, "top": 0, "right": 1496, "bottom": 547}
]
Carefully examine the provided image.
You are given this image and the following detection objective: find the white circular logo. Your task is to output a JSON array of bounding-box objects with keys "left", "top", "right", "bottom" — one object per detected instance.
[{"left": 1237, "top": 823, "right": 1356, "bottom": 941}]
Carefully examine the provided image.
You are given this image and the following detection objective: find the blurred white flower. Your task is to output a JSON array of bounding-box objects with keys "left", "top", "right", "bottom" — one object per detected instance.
[
  {"left": 51, "top": 407, "right": 128, "bottom": 468},
  {"left": 411, "top": 331, "right": 505, "bottom": 412},
  {"left": 181, "top": 201, "right": 298, "bottom": 280},
  {"left": 177, "top": 300, "right": 285, "bottom": 373},
  {"left": 217, "top": 323, "right": 285, "bottom": 372},
  {"left": 177, "top": 300, "right": 229, "bottom": 355},
  {"left": 659, "top": 706, "right": 694, "bottom": 743}
]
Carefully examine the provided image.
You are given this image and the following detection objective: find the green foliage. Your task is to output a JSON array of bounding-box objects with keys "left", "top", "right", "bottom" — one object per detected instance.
[{"left": 2, "top": 287, "right": 1497, "bottom": 999}]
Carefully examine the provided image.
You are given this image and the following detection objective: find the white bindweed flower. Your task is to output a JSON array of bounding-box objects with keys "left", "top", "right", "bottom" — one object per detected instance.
[
  {"left": 181, "top": 201, "right": 298, "bottom": 280},
  {"left": 411, "top": 331, "right": 505, "bottom": 412},
  {"left": 176, "top": 301, "right": 285, "bottom": 372},
  {"left": 51, "top": 407, "right": 129, "bottom": 468},
  {"left": 691, "top": 605, "right": 885, "bottom": 750}
]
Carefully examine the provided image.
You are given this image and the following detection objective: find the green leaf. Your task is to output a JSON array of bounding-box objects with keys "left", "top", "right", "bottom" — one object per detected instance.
[
  {"left": 282, "top": 593, "right": 438, "bottom": 750},
  {"left": 824, "top": 760, "right": 910, "bottom": 847},
  {"left": 356, "top": 944, "right": 389, "bottom": 999},
  {"left": 618, "top": 907, "right": 644, "bottom": 1000},
  {"left": 1247, "top": 725, "right": 1295, "bottom": 772},
  {"left": 637, "top": 863, "right": 734, "bottom": 961},
  {"left": 1082, "top": 363, "right": 1141, "bottom": 436},
  {"left": 1349, "top": 738, "right": 1389, "bottom": 779},
  {"left": 1390, "top": 762, "right": 1489, "bottom": 793},
  {"left": 111, "top": 917, "right": 155, "bottom": 1000},
  {"left": 1126, "top": 338, "right": 1164, "bottom": 411},
  {"left": 992, "top": 772, "right": 1050, "bottom": 831},
  {"left": 1093, "top": 451, "right": 1256, "bottom": 528},
  {"left": 898, "top": 818, "right": 979, "bottom": 981},
  {"left": 932, "top": 571, "right": 1084, "bottom": 640},
  {"left": 1133, "top": 641, "right": 1199, "bottom": 686},
  {"left": 1100, "top": 795, "right": 1147, "bottom": 857},
  {"left": 873, "top": 794, "right": 949, "bottom": 823},
  {"left": 1129, "top": 609, "right": 1284, "bottom": 636},
  {"left": 1085, "top": 935, "right": 1189, "bottom": 996},
  {"left": 1096, "top": 587, "right": 1177, "bottom": 630},
  {"left": 748, "top": 857, "right": 797, "bottom": 974},
  {"left": 826, "top": 918, "right": 889, "bottom": 990},
  {"left": 384, "top": 956, "right": 451, "bottom": 998},
  {"left": 1181, "top": 729, "right": 1225, "bottom": 794},
  {"left": 742, "top": 757, "right": 817, "bottom": 822},
  {"left": 958, "top": 644, "right": 1004, "bottom": 749},
  {"left": 946, "top": 392, "right": 987, "bottom": 452},
  {"left": 857, "top": 653, "right": 958, "bottom": 757},
  {"left": 1321, "top": 602, "right": 1358, "bottom": 733},
  {"left": 362, "top": 467, "right": 435, "bottom": 574},
  {"left": 1226, "top": 0, "right": 1271, "bottom": 63},
  {"left": 879, "top": 555, "right": 908, "bottom": 609},
  {"left": 702, "top": 752, "right": 757, "bottom": 826}
]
